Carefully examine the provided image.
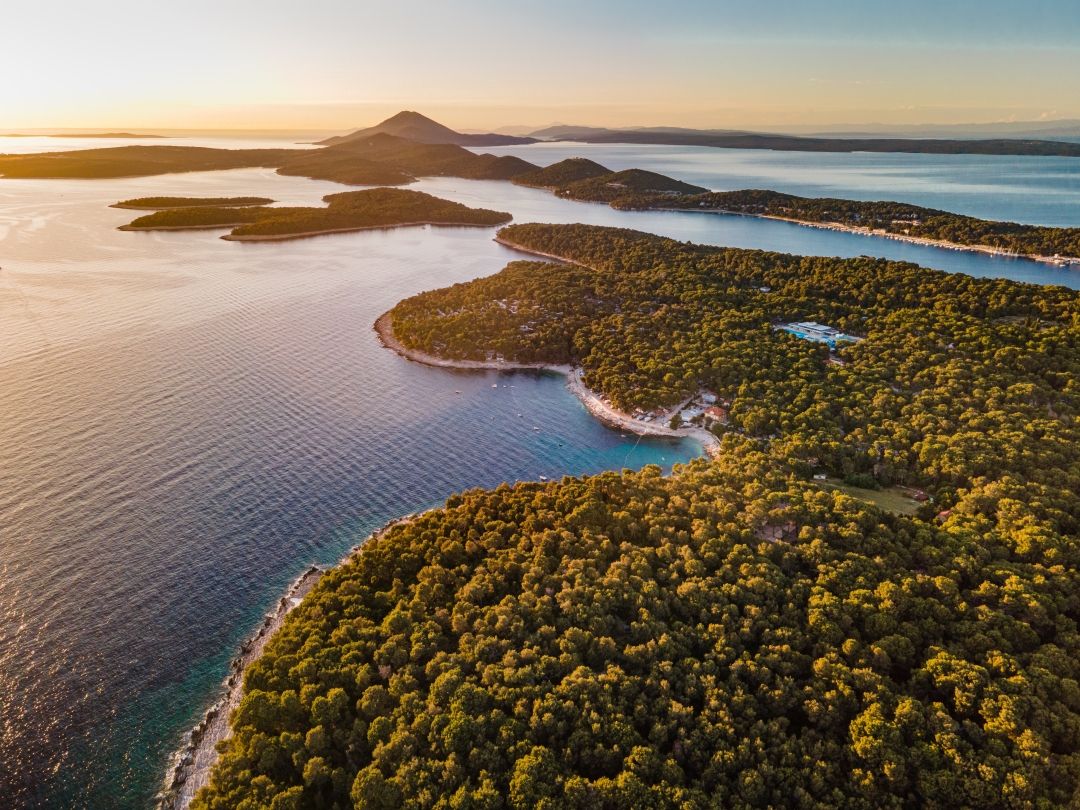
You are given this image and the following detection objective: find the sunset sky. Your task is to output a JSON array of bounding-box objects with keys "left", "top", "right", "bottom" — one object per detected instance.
[{"left": 4, "top": 0, "right": 1078, "bottom": 131}]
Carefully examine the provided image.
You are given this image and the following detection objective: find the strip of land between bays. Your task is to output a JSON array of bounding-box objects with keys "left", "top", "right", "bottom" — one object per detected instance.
[{"left": 656, "top": 207, "right": 1080, "bottom": 267}]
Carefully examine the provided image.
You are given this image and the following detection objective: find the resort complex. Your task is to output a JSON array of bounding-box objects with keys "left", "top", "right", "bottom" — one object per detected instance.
[{"left": 775, "top": 321, "right": 863, "bottom": 349}]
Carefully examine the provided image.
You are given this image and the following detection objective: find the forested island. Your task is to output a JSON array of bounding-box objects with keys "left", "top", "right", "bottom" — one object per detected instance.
[
  {"left": 192, "top": 223, "right": 1080, "bottom": 809},
  {"left": 112, "top": 196, "right": 273, "bottom": 210},
  {"left": 554, "top": 168, "right": 707, "bottom": 202},
  {"left": 119, "top": 188, "right": 511, "bottom": 240}
]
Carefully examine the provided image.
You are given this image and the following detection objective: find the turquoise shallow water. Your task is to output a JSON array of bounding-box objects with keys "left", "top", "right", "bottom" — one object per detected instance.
[{"left": 1, "top": 139, "right": 1078, "bottom": 808}]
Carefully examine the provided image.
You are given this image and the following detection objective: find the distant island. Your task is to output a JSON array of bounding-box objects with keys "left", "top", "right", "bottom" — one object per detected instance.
[
  {"left": 530, "top": 124, "right": 1080, "bottom": 157},
  {"left": 112, "top": 196, "right": 273, "bottom": 210},
  {"left": 317, "top": 110, "right": 536, "bottom": 147},
  {"left": 0, "top": 145, "right": 295, "bottom": 179},
  {"left": 2, "top": 132, "right": 167, "bottom": 139},
  {"left": 190, "top": 222, "right": 1080, "bottom": 810},
  {"left": 315, "top": 132, "right": 536, "bottom": 182},
  {"left": 118, "top": 188, "right": 511, "bottom": 241}
]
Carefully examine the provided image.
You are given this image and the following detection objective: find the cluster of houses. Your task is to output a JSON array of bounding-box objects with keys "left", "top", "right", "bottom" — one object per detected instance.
[
  {"left": 775, "top": 321, "right": 863, "bottom": 350},
  {"left": 629, "top": 390, "right": 732, "bottom": 429},
  {"left": 674, "top": 392, "right": 731, "bottom": 427}
]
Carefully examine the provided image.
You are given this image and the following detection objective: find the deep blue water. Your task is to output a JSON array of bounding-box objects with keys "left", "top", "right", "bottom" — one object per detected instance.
[{"left": 1, "top": 140, "right": 1079, "bottom": 809}]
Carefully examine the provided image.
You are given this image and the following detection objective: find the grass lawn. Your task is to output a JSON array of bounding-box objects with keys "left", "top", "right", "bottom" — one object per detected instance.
[{"left": 817, "top": 478, "right": 922, "bottom": 516}]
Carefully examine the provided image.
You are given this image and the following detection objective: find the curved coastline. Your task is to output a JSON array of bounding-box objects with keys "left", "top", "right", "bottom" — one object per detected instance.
[
  {"left": 493, "top": 235, "right": 590, "bottom": 266},
  {"left": 373, "top": 310, "right": 720, "bottom": 455}
]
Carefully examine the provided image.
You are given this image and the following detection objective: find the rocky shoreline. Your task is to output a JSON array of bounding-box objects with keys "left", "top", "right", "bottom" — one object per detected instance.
[
  {"left": 157, "top": 511, "right": 431, "bottom": 809},
  {"left": 157, "top": 565, "right": 324, "bottom": 809}
]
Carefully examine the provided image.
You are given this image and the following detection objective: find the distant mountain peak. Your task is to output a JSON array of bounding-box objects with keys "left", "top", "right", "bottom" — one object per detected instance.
[{"left": 317, "top": 111, "right": 536, "bottom": 148}]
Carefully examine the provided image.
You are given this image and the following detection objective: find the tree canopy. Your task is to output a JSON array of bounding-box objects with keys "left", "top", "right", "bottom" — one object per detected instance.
[{"left": 193, "top": 446, "right": 1080, "bottom": 809}]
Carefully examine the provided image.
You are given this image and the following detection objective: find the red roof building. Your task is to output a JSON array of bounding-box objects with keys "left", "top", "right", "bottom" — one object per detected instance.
[{"left": 705, "top": 405, "right": 729, "bottom": 424}]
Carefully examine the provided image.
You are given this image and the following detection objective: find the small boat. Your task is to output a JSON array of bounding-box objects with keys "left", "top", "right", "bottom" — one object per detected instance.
[
  {"left": 491, "top": 384, "right": 498, "bottom": 388},
  {"left": 539, "top": 475, "right": 549, "bottom": 481}
]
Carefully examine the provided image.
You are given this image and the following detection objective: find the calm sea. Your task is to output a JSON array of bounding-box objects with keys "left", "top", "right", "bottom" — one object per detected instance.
[{"left": 1, "top": 136, "right": 1077, "bottom": 808}]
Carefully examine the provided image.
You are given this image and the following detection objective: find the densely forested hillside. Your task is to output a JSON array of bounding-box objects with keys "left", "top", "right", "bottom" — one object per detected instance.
[
  {"left": 193, "top": 222, "right": 1080, "bottom": 809},
  {"left": 325, "top": 134, "right": 537, "bottom": 181},
  {"left": 625, "top": 189, "right": 1080, "bottom": 259},
  {"left": 556, "top": 169, "right": 707, "bottom": 202},
  {"left": 120, "top": 189, "right": 511, "bottom": 239},
  {"left": 192, "top": 443, "right": 1080, "bottom": 809},
  {"left": 512, "top": 157, "right": 613, "bottom": 188}
]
